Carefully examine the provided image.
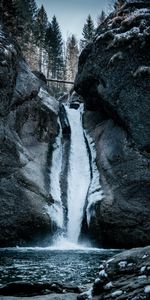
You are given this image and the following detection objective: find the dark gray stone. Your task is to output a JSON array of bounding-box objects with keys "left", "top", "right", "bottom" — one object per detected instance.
[
  {"left": 78, "top": 246, "right": 150, "bottom": 300},
  {"left": 75, "top": 0, "right": 150, "bottom": 248},
  {"left": 0, "top": 28, "right": 59, "bottom": 246}
]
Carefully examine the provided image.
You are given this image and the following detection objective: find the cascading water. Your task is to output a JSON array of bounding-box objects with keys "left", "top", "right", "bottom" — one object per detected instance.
[
  {"left": 47, "top": 102, "right": 104, "bottom": 247},
  {"left": 65, "top": 105, "right": 91, "bottom": 243},
  {"left": 45, "top": 120, "right": 64, "bottom": 229}
]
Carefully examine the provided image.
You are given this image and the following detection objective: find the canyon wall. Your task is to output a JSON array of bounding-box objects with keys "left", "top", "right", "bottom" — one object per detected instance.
[{"left": 75, "top": 0, "right": 150, "bottom": 248}]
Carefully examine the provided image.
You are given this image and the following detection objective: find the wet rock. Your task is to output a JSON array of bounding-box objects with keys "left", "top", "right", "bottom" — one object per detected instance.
[
  {"left": 0, "top": 28, "right": 59, "bottom": 246},
  {"left": 78, "top": 246, "right": 150, "bottom": 300},
  {"left": 0, "top": 281, "right": 81, "bottom": 297},
  {"left": 74, "top": 0, "right": 150, "bottom": 248}
]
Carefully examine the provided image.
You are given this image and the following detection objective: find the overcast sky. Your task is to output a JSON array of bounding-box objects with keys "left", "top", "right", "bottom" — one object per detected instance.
[{"left": 36, "top": 0, "right": 110, "bottom": 40}]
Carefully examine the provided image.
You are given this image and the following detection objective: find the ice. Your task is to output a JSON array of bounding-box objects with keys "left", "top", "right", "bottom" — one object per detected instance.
[
  {"left": 48, "top": 119, "right": 63, "bottom": 228},
  {"left": 85, "top": 134, "right": 104, "bottom": 225}
]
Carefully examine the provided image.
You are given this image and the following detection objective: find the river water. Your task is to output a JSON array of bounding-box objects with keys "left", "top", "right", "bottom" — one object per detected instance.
[{"left": 0, "top": 246, "right": 120, "bottom": 286}]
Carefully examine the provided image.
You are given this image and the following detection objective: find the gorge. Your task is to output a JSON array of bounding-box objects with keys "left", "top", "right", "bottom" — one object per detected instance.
[{"left": 0, "top": 0, "right": 150, "bottom": 299}]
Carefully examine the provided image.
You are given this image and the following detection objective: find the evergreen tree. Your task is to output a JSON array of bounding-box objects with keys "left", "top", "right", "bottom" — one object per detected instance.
[
  {"left": 0, "top": 0, "right": 15, "bottom": 32},
  {"left": 28, "top": 0, "right": 37, "bottom": 22},
  {"left": 65, "top": 34, "right": 79, "bottom": 82},
  {"left": 80, "top": 15, "right": 95, "bottom": 49},
  {"left": 45, "top": 22, "right": 53, "bottom": 78},
  {"left": 13, "top": 0, "right": 31, "bottom": 34},
  {"left": 114, "top": 0, "right": 126, "bottom": 9},
  {"left": 97, "top": 10, "right": 106, "bottom": 26},
  {"left": 45, "top": 15, "right": 64, "bottom": 79},
  {"left": 34, "top": 5, "right": 48, "bottom": 72}
]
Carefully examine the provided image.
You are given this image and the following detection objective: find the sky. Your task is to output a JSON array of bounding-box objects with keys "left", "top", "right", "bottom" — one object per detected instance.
[{"left": 36, "top": 0, "right": 110, "bottom": 40}]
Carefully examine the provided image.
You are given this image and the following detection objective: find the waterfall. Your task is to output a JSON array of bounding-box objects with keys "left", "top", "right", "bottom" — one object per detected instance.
[
  {"left": 46, "top": 120, "right": 64, "bottom": 229},
  {"left": 65, "top": 105, "right": 91, "bottom": 243}
]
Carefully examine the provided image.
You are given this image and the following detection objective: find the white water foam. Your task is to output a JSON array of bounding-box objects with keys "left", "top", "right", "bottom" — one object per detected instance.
[{"left": 65, "top": 105, "right": 91, "bottom": 243}]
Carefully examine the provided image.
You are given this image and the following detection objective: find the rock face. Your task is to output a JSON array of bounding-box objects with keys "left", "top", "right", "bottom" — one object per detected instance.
[
  {"left": 75, "top": 0, "right": 150, "bottom": 248},
  {"left": 0, "top": 27, "right": 60, "bottom": 246},
  {"left": 78, "top": 246, "right": 150, "bottom": 300}
]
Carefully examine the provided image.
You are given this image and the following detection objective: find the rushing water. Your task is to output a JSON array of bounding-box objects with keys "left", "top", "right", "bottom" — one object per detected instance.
[
  {"left": 65, "top": 105, "right": 91, "bottom": 243},
  {"left": 0, "top": 247, "right": 120, "bottom": 286}
]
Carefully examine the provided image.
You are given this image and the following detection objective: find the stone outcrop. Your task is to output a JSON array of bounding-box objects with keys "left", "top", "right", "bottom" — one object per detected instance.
[
  {"left": 0, "top": 27, "right": 60, "bottom": 246},
  {"left": 78, "top": 246, "right": 150, "bottom": 300},
  {"left": 75, "top": 0, "right": 150, "bottom": 248}
]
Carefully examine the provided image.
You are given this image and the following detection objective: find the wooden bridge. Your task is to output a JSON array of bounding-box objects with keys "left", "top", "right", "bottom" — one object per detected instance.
[{"left": 46, "top": 78, "right": 74, "bottom": 85}]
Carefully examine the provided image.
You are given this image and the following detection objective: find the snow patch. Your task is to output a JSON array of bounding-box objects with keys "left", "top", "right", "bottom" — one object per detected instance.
[
  {"left": 99, "top": 270, "right": 108, "bottom": 278},
  {"left": 104, "top": 282, "right": 113, "bottom": 290},
  {"left": 144, "top": 285, "right": 150, "bottom": 294},
  {"left": 140, "top": 266, "right": 146, "bottom": 273},
  {"left": 79, "top": 287, "right": 93, "bottom": 300},
  {"left": 138, "top": 275, "right": 147, "bottom": 280},
  {"left": 111, "top": 290, "right": 123, "bottom": 298},
  {"left": 38, "top": 87, "right": 59, "bottom": 114},
  {"left": 118, "top": 261, "right": 127, "bottom": 269},
  {"left": 133, "top": 66, "right": 150, "bottom": 77}
]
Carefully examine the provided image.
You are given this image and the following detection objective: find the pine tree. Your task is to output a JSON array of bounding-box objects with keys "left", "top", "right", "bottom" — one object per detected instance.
[
  {"left": 45, "top": 15, "right": 64, "bottom": 79},
  {"left": 97, "top": 10, "right": 106, "bottom": 26},
  {"left": 1, "top": 0, "right": 15, "bottom": 32},
  {"left": 114, "top": 0, "right": 126, "bottom": 9},
  {"left": 28, "top": 0, "right": 37, "bottom": 22},
  {"left": 34, "top": 5, "right": 48, "bottom": 72},
  {"left": 45, "top": 22, "right": 53, "bottom": 78},
  {"left": 65, "top": 34, "right": 79, "bottom": 82},
  {"left": 80, "top": 15, "right": 95, "bottom": 49}
]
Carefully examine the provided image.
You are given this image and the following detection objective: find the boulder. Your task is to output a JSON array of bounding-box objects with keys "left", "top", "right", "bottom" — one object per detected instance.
[
  {"left": 78, "top": 246, "right": 150, "bottom": 300},
  {"left": 75, "top": 0, "right": 150, "bottom": 248},
  {"left": 0, "top": 28, "right": 59, "bottom": 246}
]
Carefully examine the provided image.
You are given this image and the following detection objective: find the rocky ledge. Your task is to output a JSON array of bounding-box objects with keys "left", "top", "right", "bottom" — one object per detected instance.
[
  {"left": 78, "top": 246, "right": 150, "bottom": 300},
  {"left": 0, "top": 26, "right": 60, "bottom": 246},
  {"left": 75, "top": 0, "right": 150, "bottom": 248}
]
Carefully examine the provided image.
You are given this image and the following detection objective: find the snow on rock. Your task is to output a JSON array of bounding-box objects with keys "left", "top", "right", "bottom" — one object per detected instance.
[
  {"left": 111, "top": 290, "right": 123, "bottom": 298},
  {"left": 108, "top": 51, "right": 124, "bottom": 66},
  {"left": 133, "top": 66, "right": 150, "bottom": 77},
  {"left": 38, "top": 87, "right": 59, "bottom": 114},
  {"left": 77, "top": 287, "right": 93, "bottom": 300},
  {"left": 94, "top": 278, "right": 101, "bottom": 284},
  {"left": 138, "top": 275, "right": 147, "bottom": 279},
  {"left": 118, "top": 261, "right": 127, "bottom": 269},
  {"left": 140, "top": 266, "right": 146, "bottom": 273},
  {"left": 144, "top": 285, "right": 150, "bottom": 294},
  {"left": 99, "top": 270, "right": 108, "bottom": 278},
  {"left": 104, "top": 282, "right": 113, "bottom": 290},
  {"left": 99, "top": 264, "right": 105, "bottom": 270}
]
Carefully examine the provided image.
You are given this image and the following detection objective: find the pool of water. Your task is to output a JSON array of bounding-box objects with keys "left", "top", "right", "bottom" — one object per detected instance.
[{"left": 0, "top": 245, "right": 120, "bottom": 286}]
